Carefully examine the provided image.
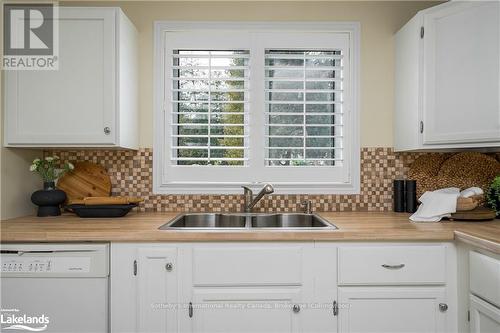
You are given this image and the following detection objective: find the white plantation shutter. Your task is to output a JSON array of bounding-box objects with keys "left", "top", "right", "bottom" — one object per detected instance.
[
  {"left": 155, "top": 25, "right": 359, "bottom": 194},
  {"left": 171, "top": 50, "right": 250, "bottom": 166},
  {"left": 265, "top": 50, "right": 343, "bottom": 167}
]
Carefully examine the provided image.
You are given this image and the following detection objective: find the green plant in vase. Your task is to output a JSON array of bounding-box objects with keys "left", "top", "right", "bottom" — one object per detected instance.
[
  {"left": 30, "top": 156, "right": 74, "bottom": 188},
  {"left": 486, "top": 176, "right": 500, "bottom": 218},
  {"left": 29, "top": 156, "right": 74, "bottom": 217}
]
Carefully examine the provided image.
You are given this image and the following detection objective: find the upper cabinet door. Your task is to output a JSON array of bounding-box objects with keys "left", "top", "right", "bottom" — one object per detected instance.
[
  {"left": 422, "top": 1, "right": 500, "bottom": 145},
  {"left": 4, "top": 7, "right": 138, "bottom": 149},
  {"left": 5, "top": 8, "right": 116, "bottom": 145}
]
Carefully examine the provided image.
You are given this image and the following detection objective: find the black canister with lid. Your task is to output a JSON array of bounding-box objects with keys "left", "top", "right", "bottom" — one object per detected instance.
[
  {"left": 405, "top": 180, "right": 417, "bottom": 213},
  {"left": 393, "top": 179, "right": 406, "bottom": 212}
]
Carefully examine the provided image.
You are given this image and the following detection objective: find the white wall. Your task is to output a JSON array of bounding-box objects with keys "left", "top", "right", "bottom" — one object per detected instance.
[
  {"left": 66, "top": 0, "right": 441, "bottom": 148},
  {"left": 0, "top": 5, "right": 41, "bottom": 219},
  {"left": 0, "top": 1, "right": 442, "bottom": 218},
  {"left": 0, "top": 147, "right": 40, "bottom": 220}
]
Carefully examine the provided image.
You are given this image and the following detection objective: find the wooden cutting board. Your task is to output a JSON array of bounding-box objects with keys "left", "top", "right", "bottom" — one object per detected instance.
[
  {"left": 57, "top": 162, "right": 111, "bottom": 202},
  {"left": 449, "top": 207, "right": 497, "bottom": 221},
  {"left": 69, "top": 196, "right": 143, "bottom": 206}
]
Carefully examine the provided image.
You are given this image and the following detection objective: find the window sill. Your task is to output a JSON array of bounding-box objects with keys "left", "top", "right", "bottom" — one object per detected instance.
[{"left": 153, "top": 182, "right": 360, "bottom": 195}]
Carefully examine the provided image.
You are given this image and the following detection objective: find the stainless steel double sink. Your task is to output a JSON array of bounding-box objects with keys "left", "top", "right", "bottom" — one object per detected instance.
[{"left": 159, "top": 213, "right": 337, "bottom": 230}]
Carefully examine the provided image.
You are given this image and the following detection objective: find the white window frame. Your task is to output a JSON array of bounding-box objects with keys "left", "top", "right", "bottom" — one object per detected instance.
[{"left": 154, "top": 21, "right": 360, "bottom": 194}]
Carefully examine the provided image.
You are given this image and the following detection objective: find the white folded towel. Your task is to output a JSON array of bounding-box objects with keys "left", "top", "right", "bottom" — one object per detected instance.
[
  {"left": 460, "top": 187, "right": 483, "bottom": 198},
  {"left": 410, "top": 187, "right": 461, "bottom": 222}
]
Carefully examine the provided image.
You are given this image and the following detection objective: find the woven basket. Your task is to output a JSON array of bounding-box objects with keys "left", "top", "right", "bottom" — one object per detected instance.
[
  {"left": 456, "top": 195, "right": 483, "bottom": 211},
  {"left": 408, "top": 152, "right": 500, "bottom": 204}
]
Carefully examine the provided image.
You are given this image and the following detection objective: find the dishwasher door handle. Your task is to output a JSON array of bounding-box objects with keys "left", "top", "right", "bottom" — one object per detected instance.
[{"left": 0, "top": 250, "right": 97, "bottom": 255}]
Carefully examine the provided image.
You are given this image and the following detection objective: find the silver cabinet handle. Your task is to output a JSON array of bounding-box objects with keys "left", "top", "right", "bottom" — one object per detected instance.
[
  {"left": 381, "top": 264, "right": 405, "bottom": 269},
  {"left": 104, "top": 127, "right": 111, "bottom": 135},
  {"left": 188, "top": 302, "right": 193, "bottom": 318},
  {"left": 293, "top": 304, "right": 300, "bottom": 313},
  {"left": 333, "top": 301, "right": 338, "bottom": 316},
  {"left": 165, "top": 263, "right": 173, "bottom": 272},
  {"left": 439, "top": 303, "right": 448, "bottom": 312}
]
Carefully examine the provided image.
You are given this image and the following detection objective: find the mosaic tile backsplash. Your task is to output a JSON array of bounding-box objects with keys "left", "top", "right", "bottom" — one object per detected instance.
[{"left": 48, "top": 148, "right": 427, "bottom": 212}]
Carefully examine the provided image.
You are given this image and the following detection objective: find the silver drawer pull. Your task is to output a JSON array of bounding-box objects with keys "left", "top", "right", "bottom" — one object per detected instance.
[{"left": 381, "top": 264, "right": 405, "bottom": 269}]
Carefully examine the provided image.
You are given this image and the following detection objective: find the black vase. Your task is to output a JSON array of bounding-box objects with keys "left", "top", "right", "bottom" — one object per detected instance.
[{"left": 31, "top": 182, "right": 67, "bottom": 217}]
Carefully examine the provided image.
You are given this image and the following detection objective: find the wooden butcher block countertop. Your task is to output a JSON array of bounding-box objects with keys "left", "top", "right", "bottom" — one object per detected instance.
[{"left": 2, "top": 212, "right": 500, "bottom": 252}]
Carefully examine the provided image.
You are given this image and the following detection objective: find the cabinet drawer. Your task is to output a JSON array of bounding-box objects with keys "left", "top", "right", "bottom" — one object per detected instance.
[
  {"left": 192, "top": 247, "right": 303, "bottom": 286},
  {"left": 470, "top": 251, "right": 500, "bottom": 308},
  {"left": 338, "top": 287, "right": 447, "bottom": 333},
  {"left": 338, "top": 245, "right": 446, "bottom": 285}
]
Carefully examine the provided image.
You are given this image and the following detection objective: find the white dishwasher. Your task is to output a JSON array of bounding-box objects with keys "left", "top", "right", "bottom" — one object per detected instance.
[{"left": 0, "top": 243, "right": 109, "bottom": 333}]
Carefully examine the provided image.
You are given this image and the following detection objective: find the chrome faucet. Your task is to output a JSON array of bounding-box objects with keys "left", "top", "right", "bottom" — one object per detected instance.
[
  {"left": 242, "top": 184, "right": 274, "bottom": 212},
  {"left": 301, "top": 200, "right": 313, "bottom": 214}
]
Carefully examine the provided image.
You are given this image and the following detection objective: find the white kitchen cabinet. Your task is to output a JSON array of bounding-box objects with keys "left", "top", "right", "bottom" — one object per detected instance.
[
  {"left": 4, "top": 7, "right": 138, "bottom": 149},
  {"left": 468, "top": 250, "right": 500, "bottom": 333},
  {"left": 111, "top": 242, "right": 338, "bottom": 333},
  {"left": 189, "top": 288, "right": 303, "bottom": 333},
  {"left": 337, "top": 243, "right": 457, "bottom": 333},
  {"left": 338, "top": 287, "right": 448, "bottom": 333},
  {"left": 110, "top": 242, "right": 455, "bottom": 333},
  {"left": 178, "top": 243, "right": 338, "bottom": 333},
  {"left": 395, "top": 1, "right": 500, "bottom": 151},
  {"left": 136, "top": 248, "right": 178, "bottom": 333},
  {"left": 469, "top": 251, "right": 500, "bottom": 308},
  {"left": 470, "top": 295, "right": 500, "bottom": 333},
  {"left": 110, "top": 244, "right": 179, "bottom": 333},
  {"left": 455, "top": 243, "right": 500, "bottom": 333},
  {"left": 338, "top": 245, "right": 446, "bottom": 285}
]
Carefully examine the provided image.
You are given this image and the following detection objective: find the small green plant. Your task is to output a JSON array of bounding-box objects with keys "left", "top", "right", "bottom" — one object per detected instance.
[
  {"left": 29, "top": 156, "right": 74, "bottom": 182},
  {"left": 486, "top": 176, "right": 500, "bottom": 216}
]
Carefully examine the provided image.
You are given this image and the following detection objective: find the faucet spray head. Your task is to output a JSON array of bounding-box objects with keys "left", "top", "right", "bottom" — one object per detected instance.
[{"left": 263, "top": 184, "right": 274, "bottom": 194}]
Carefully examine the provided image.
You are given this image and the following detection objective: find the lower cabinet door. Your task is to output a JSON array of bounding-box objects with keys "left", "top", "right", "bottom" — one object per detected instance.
[
  {"left": 470, "top": 295, "right": 500, "bottom": 333},
  {"left": 137, "top": 248, "right": 178, "bottom": 333},
  {"left": 338, "top": 287, "right": 447, "bottom": 333},
  {"left": 187, "top": 288, "right": 303, "bottom": 333}
]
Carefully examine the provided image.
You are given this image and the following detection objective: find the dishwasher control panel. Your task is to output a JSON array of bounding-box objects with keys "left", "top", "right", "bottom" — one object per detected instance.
[
  {"left": 0, "top": 244, "right": 108, "bottom": 277},
  {"left": 1, "top": 257, "right": 91, "bottom": 273}
]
